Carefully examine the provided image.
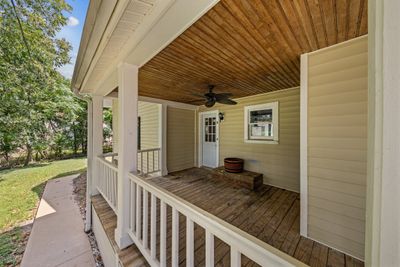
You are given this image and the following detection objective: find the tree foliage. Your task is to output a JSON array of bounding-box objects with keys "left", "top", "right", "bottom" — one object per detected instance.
[{"left": 0, "top": 0, "right": 87, "bottom": 167}]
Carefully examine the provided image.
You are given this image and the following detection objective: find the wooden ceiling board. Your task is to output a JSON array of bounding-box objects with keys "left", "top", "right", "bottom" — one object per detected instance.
[{"left": 138, "top": 0, "right": 368, "bottom": 104}]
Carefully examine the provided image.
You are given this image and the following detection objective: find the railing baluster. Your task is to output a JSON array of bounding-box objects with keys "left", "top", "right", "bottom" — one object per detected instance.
[
  {"left": 107, "top": 167, "right": 110, "bottom": 203},
  {"left": 141, "top": 152, "right": 144, "bottom": 175},
  {"left": 115, "top": 171, "right": 118, "bottom": 207},
  {"left": 136, "top": 185, "right": 142, "bottom": 239},
  {"left": 230, "top": 247, "right": 241, "bottom": 267},
  {"left": 160, "top": 200, "right": 167, "bottom": 267},
  {"left": 113, "top": 170, "right": 117, "bottom": 207},
  {"left": 152, "top": 150, "right": 155, "bottom": 173},
  {"left": 205, "top": 229, "right": 214, "bottom": 267},
  {"left": 143, "top": 189, "right": 148, "bottom": 249},
  {"left": 105, "top": 165, "right": 107, "bottom": 198},
  {"left": 150, "top": 194, "right": 157, "bottom": 261},
  {"left": 172, "top": 207, "right": 179, "bottom": 267},
  {"left": 130, "top": 181, "right": 136, "bottom": 232},
  {"left": 147, "top": 151, "right": 149, "bottom": 175},
  {"left": 186, "top": 217, "right": 194, "bottom": 267}
]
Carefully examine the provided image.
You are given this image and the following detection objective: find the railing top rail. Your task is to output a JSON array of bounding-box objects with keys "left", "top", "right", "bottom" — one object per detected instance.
[
  {"left": 96, "top": 155, "right": 118, "bottom": 172},
  {"left": 128, "top": 172, "right": 307, "bottom": 267},
  {"left": 138, "top": 148, "right": 161, "bottom": 153},
  {"left": 100, "top": 152, "right": 119, "bottom": 158}
]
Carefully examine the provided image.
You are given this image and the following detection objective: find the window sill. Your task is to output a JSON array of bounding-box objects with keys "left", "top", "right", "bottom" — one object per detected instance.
[{"left": 244, "top": 139, "right": 279, "bottom": 145}]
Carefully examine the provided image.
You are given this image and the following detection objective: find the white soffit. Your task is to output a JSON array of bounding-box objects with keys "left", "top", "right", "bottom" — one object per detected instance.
[
  {"left": 82, "top": 0, "right": 167, "bottom": 94},
  {"left": 81, "top": 0, "right": 220, "bottom": 96}
]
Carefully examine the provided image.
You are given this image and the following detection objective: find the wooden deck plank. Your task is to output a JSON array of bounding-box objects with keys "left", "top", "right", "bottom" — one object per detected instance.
[
  {"left": 309, "top": 241, "right": 329, "bottom": 267},
  {"left": 280, "top": 214, "right": 301, "bottom": 255},
  {"left": 327, "top": 249, "right": 346, "bottom": 267},
  {"left": 293, "top": 237, "right": 314, "bottom": 264}
]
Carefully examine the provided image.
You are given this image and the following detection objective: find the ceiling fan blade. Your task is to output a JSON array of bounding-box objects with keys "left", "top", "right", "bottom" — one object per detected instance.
[
  {"left": 215, "top": 93, "right": 233, "bottom": 99},
  {"left": 216, "top": 98, "right": 237, "bottom": 105}
]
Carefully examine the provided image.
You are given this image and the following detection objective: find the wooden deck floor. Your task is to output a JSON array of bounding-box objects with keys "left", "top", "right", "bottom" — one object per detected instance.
[{"left": 148, "top": 168, "right": 364, "bottom": 267}]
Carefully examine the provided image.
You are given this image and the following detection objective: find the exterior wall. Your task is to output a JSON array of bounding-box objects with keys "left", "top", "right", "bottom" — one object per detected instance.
[
  {"left": 112, "top": 101, "right": 160, "bottom": 152},
  {"left": 306, "top": 36, "right": 368, "bottom": 259},
  {"left": 138, "top": 101, "right": 160, "bottom": 150},
  {"left": 199, "top": 88, "right": 300, "bottom": 192},
  {"left": 167, "top": 107, "right": 196, "bottom": 172},
  {"left": 92, "top": 207, "right": 117, "bottom": 267}
]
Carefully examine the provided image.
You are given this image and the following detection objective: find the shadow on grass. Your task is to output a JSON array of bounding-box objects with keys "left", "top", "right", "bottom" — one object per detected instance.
[
  {"left": 31, "top": 168, "right": 87, "bottom": 199},
  {"left": 0, "top": 156, "right": 87, "bottom": 177},
  {"left": 0, "top": 162, "right": 51, "bottom": 175}
]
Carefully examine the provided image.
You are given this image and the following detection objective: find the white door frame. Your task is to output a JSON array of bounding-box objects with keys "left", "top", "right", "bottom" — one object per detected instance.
[{"left": 198, "top": 110, "right": 219, "bottom": 168}]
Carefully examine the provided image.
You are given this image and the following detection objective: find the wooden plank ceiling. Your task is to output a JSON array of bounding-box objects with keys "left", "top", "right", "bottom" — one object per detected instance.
[{"left": 138, "top": 0, "right": 368, "bottom": 104}]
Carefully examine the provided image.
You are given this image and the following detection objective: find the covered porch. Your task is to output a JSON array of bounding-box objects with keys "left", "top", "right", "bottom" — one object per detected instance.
[{"left": 71, "top": 0, "right": 400, "bottom": 266}]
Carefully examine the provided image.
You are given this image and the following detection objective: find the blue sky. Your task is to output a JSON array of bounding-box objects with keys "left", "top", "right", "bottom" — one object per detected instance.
[{"left": 57, "top": 0, "right": 89, "bottom": 79}]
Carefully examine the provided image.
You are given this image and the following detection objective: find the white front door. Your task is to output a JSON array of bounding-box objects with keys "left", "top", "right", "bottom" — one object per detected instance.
[{"left": 201, "top": 112, "right": 219, "bottom": 168}]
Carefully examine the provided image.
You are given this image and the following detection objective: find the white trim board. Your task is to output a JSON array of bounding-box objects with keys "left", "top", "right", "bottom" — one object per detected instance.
[
  {"left": 300, "top": 53, "right": 308, "bottom": 238},
  {"left": 139, "top": 96, "right": 197, "bottom": 110},
  {"left": 243, "top": 102, "right": 279, "bottom": 144},
  {"left": 307, "top": 34, "right": 368, "bottom": 56},
  {"left": 198, "top": 110, "right": 220, "bottom": 168}
]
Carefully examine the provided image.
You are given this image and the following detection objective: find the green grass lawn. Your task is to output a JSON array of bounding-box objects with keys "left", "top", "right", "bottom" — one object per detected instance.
[
  {"left": 0, "top": 158, "right": 87, "bottom": 230},
  {"left": 0, "top": 158, "right": 86, "bottom": 266}
]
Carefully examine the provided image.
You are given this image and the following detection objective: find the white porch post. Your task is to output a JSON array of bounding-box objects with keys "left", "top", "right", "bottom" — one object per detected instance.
[
  {"left": 366, "top": 1, "right": 400, "bottom": 266},
  {"left": 85, "top": 95, "right": 103, "bottom": 230},
  {"left": 160, "top": 104, "right": 168, "bottom": 176},
  {"left": 115, "top": 63, "right": 138, "bottom": 248},
  {"left": 85, "top": 100, "right": 94, "bottom": 232},
  {"left": 92, "top": 95, "right": 103, "bottom": 192}
]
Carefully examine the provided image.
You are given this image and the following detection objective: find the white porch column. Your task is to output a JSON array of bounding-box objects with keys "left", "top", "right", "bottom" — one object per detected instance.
[
  {"left": 85, "top": 100, "right": 93, "bottom": 232},
  {"left": 115, "top": 63, "right": 138, "bottom": 248},
  {"left": 160, "top": 104, "right": 168, "bottom": 176},
  {"left": 92, "top": 95, "right": 104, "bottom": 192},
  {"left": 366, "top": 1, "right": 400, "bottom": 266},
  {"left": 85, "top": 95, "right": 103, "bottom": 231}
]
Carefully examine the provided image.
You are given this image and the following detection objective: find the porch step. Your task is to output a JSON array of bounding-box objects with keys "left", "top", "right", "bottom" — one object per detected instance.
[
  {"left": 91, "top": 195, "right": 149, "bottom": 267},
  {"left": 211, "top": 166, "right": 263, "bottom": 191}
]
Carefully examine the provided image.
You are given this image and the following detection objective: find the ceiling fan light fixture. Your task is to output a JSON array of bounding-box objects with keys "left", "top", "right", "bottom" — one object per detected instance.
[{"left": 192, "top": 84, "right": 237, "bottom": 108}]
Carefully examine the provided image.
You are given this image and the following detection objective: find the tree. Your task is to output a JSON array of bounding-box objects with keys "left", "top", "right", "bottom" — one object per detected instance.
[{"left": 0, "top": 0, "right": 86, "bottom": 166}]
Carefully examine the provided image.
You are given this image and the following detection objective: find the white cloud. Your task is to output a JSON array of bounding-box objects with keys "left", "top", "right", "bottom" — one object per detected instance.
[{"left": 67, "top": 16, "right": 79, "bottom": 27}]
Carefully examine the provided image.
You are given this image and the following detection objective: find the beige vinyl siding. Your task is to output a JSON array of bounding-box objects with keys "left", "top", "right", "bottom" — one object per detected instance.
[
  {"left": 167, "top": 107, "right": 196, "bottom": 172},
  {"left": 112, "top": 101, "right": 160, "bottom": 151},
  {"left": 307, "top": 36, "right": 367, "bottom": 259},
  {"left": 112, "top": 101, "right": 160, "bottom": 171},
  {"left": 137, "top": 102, "right": 160, "bottom": 172},
  {"left": 199, "top": 88, "right": 300, "bottom": 192},
  {"left": 138, "top": 101, "right": 160, "bottom": 150}
]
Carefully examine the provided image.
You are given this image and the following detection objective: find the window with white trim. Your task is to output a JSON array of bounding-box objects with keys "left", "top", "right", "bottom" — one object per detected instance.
[{"left": 244, "top": 102, "right": 279, "bottom": 144}]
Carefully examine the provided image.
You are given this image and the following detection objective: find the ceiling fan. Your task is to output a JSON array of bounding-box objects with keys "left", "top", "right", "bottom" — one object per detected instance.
[{"left": 193, "top": 85, "right": 237, "bottom": 107}]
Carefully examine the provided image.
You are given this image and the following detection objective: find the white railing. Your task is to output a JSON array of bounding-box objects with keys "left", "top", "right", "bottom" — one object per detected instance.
[
  {"left": 127, "top": 172, "right": 306, "bottom": 267},
  {"left": 102, "top": 152, "right": 118, "bottom": 164},
  {"left": 96, "top": 155, "right": 118, "bottom": 213},
  {"left": 138, "top": 148, "right": 161, "bottom": 176}
]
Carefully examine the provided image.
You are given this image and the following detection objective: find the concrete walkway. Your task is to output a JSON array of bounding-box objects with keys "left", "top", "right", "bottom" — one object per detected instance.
[{"left": 21, "top": 175, "right": 95, "bottom": 267}]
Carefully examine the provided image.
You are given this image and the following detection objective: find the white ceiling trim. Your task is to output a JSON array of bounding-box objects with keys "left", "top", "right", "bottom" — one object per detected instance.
[
  {"left": 80, "top": 0, "right": 220, "bottom": 96},
  {"left": 81, "top": 0, "right": 160, "bottom": 94}
]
